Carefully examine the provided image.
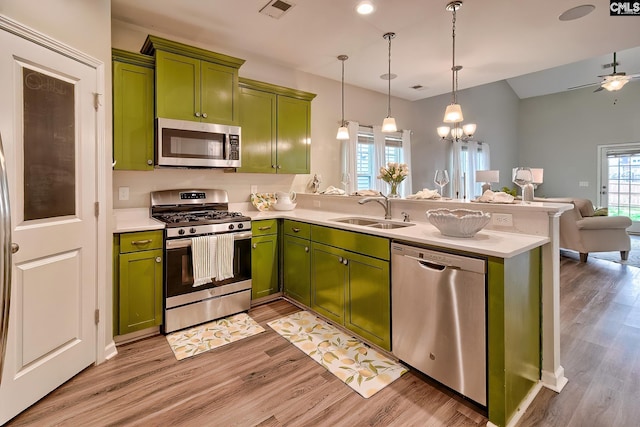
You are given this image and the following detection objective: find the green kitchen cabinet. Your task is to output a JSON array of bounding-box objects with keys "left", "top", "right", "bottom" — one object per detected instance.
[
  {"left": 141, "top": 35, "right": 245, "bottom": 125},
  {"left": 251, "top": 220, "right": 279, "bottom": 300},
  {"left": 112, "top": 49, "right": 155, "bottom": 170},
  {"left": 310, "top": 225, "right": 391, "bottom": 350},
  {"left": 282, "top": 220, "right": 311, "bottom": 306},
  {"left": 238, "top": 78, "right": 316, "bottom": 174},
  {"left": 114, "top": 230, "right": 163, "bottom": 335}
]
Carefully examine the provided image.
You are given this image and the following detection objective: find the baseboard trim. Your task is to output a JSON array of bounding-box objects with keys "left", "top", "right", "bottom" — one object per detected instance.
[
  {"left": 103, "top": 341, "right": 118, "bottom": 361},
  {"left": 541, "top": 365, "right": 568, "bottom": 392},
  {"left": 487, "top": 381, "right": 543, "bottom": 427}
]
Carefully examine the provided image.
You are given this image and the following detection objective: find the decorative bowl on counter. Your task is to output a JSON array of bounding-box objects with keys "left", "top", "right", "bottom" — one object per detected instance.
[
  {"left": 250, "top": 193, "right": 276, "bottom": 211},
  {"left": 426, "top": 208, "right": 491, "bottom": 238},
  {"left": 272, "top": 202, "right": 297, "bottom": 211}
]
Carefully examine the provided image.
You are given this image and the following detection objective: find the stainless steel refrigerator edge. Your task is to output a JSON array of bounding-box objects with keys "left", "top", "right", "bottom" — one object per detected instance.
[
  {"left": 391, "top": 242, "right": 487, "bottom": 406},
  {"left": 0, "top": 132, "right": 12, "bottom": 384}
]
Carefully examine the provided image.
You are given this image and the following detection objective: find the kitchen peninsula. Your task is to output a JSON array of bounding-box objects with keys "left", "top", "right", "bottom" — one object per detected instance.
[{"left": 241, "top": 193, "right": 572, "bottom": 427}]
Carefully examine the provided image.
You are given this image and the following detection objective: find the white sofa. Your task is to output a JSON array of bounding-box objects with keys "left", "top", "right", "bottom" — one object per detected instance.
[{"left": 545, "top": 198, "right": 632, "bottom": 262}]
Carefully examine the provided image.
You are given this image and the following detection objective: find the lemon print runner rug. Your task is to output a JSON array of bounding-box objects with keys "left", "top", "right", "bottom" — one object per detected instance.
[
  {"left": 166, "top": 312, "right": 265, "bottom": 360},
  {"left": 268, "top": 310, "right": 407, "bottom": 398}
]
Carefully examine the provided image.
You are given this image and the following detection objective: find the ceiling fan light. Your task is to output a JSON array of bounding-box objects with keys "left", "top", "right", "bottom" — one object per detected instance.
[
  {"left": 443, "top": 104, "right": 464, "bottom": 123},
  {"left": 336, "top": 126, "right": 350, "bottom": 140},
  {"left": 462, "top": 123, "right": 476, "bottom": 137},
  {"left": 437, "top": 126, "right": 451, "bottom": 138},
  {"left": 602, "top": 76, "right": 629, "bottom": 91},
  {"left": 382, "top": 117, "right": 397, "bottom": 133}
]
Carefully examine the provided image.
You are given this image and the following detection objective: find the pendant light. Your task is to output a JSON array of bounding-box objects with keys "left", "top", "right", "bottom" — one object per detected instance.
[
  {"left": 336, "top": 55, "right": 350, "bottom": 140},
  {"left": 437, "top": 1, "right": 476, "bottom": 142},
  {"left": 382, "top": 32, "right": 397, "bottom": 133}
]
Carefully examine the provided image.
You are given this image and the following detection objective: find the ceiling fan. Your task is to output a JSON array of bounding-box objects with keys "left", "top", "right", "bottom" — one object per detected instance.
[{"left": 568, "top": 52, "right": 640, "bottom": 92}]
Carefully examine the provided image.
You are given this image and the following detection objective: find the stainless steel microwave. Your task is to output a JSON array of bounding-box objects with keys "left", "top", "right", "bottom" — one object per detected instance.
[{"left": 156, "top": 117, "right": 241, "bottom": 168}]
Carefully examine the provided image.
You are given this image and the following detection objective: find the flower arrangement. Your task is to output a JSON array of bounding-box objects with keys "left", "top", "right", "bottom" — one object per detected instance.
[{"left": 378, "top": 162, "right": 409, "bottom": 197}]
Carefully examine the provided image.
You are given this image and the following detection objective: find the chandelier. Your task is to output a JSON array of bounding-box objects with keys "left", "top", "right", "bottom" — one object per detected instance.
[{"left": 437, "top": 1, "right": 476, "bottom": 142}]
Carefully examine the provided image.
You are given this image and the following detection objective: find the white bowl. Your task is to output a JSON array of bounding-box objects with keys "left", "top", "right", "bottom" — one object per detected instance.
[
  {"left": 272, "top": 202, "right": 297, "bottom": 211},
  {"left": 426, "top": 208, "right": 491, "bottom": 238}
]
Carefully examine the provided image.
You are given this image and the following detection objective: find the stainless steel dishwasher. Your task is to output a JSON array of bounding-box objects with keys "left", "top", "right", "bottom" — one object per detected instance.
[{"left": 391, "top": 242, "right": 486, "bottom": 406}]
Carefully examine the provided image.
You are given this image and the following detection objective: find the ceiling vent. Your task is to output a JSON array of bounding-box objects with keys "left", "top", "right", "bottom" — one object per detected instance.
[{"left": 259, "top": 0, "right": 296, "bottom": 19}]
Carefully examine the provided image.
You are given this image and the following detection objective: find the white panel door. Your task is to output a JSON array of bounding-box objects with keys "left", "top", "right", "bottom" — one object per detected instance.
[{"left": 0, "top": 27, "right": 97, "bottom": 424}]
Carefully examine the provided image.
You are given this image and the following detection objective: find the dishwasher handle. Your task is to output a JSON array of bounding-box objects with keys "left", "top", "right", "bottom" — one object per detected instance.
[{"left": 403, "top": 254, "right": 458, "bottom": 271}]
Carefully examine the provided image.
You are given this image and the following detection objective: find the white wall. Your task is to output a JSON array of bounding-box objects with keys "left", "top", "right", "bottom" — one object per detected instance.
[
  {"left": 111, "top": 20, "right": 417, "bottom": 208},
  {"left": 519, "top": 82, "right": 640, "bottom": 200}
]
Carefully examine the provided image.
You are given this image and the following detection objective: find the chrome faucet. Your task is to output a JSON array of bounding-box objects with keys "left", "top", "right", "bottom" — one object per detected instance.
[{"left": 358, "top": 194, "right": 391, "bottom": 219}]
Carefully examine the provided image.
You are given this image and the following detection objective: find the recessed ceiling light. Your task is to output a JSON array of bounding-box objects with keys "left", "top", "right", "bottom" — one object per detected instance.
[
  {"left": 356, "top": 0, "right": 375, "bottom": 15},
  {"left": 558, "top": 4, "right": 595, "bottom": 21}
]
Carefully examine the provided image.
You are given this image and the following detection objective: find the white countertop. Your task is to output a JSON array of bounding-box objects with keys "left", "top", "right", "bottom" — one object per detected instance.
[
  {"left": 113, "top": 208, "right": 165, "bottom": 233},
  {"left": 248, "top": 208, "right": 549, "bottom": 259},
  {"left": 113, "top": 205, "right": 551, "bottom": 259}
]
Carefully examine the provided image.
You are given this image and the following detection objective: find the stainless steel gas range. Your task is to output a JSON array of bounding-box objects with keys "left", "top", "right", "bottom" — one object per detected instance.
[{"left": 150, "top": 189, "right": 252, "bottom": 333}]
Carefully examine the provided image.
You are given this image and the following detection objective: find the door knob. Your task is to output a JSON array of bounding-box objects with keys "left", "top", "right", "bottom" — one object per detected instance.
[{"left": 11, "top": 243, "right": 19, "bottom": 254}]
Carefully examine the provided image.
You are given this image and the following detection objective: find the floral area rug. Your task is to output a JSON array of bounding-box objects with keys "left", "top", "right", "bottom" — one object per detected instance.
[
  {"left": 166, "top": 313, "right": 265, "bottom": 360},
  {"left": 267, "top": 310, "right": 407, "bottom": 398}
]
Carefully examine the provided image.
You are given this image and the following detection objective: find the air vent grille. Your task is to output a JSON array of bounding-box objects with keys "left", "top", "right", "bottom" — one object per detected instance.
[{"left": 259, "top": 0, "right": 296, "bottom": 19}]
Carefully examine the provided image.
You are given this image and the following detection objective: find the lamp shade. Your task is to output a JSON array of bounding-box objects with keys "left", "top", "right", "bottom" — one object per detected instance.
[
  {"left": 462, "top": 123, "right": 476, "bottom": 137},
  {"left": 602, "top": 76, "right": 629, "bottom": 91},
  {"left": 336, "top": 126, "right": 349, "bottom": 140},
  {"left": 475, "top": 170, "right": 499, "bottom": 183},
  {"left": 437, "top": 126, "right": 451, "bottom": 138},
  {"left": 443, "top": 103, "right": 463, "bottom": 123},
  {"left": 531, "top": 168, "right": 544, "bottom": 184},
  {"left": 451, "top": 127, "right": 463, "bottom": 139},
  {"left": 382, "top": 116, "right": 397, "bottom": 132}
]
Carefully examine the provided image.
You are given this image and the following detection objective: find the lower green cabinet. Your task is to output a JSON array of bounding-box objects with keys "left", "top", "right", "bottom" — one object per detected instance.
[
  {"left": 310, "top": 226, "right": 391, "bottom": 350},
  {"left": 310, "top": 242, "right": 346, "bottom": 324},
  {"left": 283, "top": 234, "right": 311, "bottom": 305},
  {"left": 282, "top": 220, "right": 312, "bottom": 305},
  {"left": 114, "top": 230, "right": 163, "bottom": 335},
  {"left": 251, "top": 220, "right": 279, "bottom": 299}
]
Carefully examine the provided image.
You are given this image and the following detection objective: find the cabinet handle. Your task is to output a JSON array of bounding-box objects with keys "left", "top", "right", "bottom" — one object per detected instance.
[
  {"left": 131, "top": 239, "right": 152, "bottom": 245},
  {"left": 304, "top": 246, "right": 309, "bottom": 252},
  {"left": 202, "top": 112, "right": 208, "bottom": 118},
  {"left": 258, "top": 226, "right": 272, "bottom": 231},
  {"left": 338, "top": 256, "right": 343, "bottom": 263},
  {"left": 252, "top": 243, "right": 257, "bottom": 249},
  {"left": 195, "top": 112, "right": 201, "bottom": 117},
  {"left": 343, "top": 259, "right": 348, "bottom": 265},
  {"left": 277, "top": 165, "right": 282, "bottom": 169},
  {"left": 147, "top": 159, "right": 153, "bottom": 165},
  {"left": 271, "top": 164, "right": 276, "bottom": 169},
  {"left": 155, "top": 257, "right": 162, "bottom": 263},
  {"left": 292, "top": 227, "right": 300, "bottom": 233}
]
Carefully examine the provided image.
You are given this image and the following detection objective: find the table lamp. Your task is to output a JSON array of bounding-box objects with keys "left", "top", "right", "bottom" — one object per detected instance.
[{"left": 475, "top": 170, "right": 499, "bottom": 194}]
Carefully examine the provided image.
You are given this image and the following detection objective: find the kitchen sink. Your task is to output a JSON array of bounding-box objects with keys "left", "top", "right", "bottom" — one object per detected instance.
[
  {"left": 368, "top": 222, "right": 414, "bottom": 229},
  {"left": 330, "top": 217, "right": 415, "bottom": 229},
  {"left": 331, "top": 217, "right": 379, "bottom": 226}
]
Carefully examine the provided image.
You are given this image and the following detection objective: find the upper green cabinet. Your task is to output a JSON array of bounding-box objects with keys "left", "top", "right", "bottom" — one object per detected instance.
[
  {"left": 238, "top": 78, "right": 316, "bottom": 174},
  {"left": 112, "top": 49, "right": 155, "bottom": 170},
  {"left": 141, "top": 35, "right": 245, "bottom": 126}
]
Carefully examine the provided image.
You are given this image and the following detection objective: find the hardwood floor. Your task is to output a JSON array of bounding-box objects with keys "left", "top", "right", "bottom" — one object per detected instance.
[{"left": 7, "top": 253, "right": 640, "bottom": 426}]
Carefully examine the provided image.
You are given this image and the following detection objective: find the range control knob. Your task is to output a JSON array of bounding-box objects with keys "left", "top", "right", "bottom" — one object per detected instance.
[
  {"left": 178, "top": 229, "right": 186, "bottom": 235},
  {"left": 228, "top": 224, "right": 235, "bottom": 230},
  {"left": 189, "top": 227, "right": 197, "bottom": 234},
  {"left": 237, "top": 223, "right": 244, "bottom": 229}
]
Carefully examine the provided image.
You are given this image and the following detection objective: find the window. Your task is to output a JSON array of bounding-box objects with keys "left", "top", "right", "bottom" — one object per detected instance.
[
  {"left": 451, "top": 140, "right": 490, "bottom": 199},
  {"left": 341, "top": 122, "right": 412, "bottom": 196},
  {"left": 356, "top": 128, "right": 405, "bottom": 192}
]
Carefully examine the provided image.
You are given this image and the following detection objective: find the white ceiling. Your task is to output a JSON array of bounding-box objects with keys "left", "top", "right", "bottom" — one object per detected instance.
[{"left": 110, "top": 0, "right": 640, "bottom": 101}]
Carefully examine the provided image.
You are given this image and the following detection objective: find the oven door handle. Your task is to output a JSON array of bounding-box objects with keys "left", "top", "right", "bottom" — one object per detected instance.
[{"left": 166, "top": 231, "right": 252, "bottom": 249}]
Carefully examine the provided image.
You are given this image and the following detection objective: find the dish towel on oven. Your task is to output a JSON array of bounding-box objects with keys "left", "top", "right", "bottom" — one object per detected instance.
[
  {"left": 216, "top": 233, "right": 235, "bottom": 281},
  {"left": 192, "top": 235, "right": 217, "bottom": 287}
]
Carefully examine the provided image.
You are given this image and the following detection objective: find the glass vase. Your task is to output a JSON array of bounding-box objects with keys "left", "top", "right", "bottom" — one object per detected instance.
[{"left": 388, "top": 182, "right": 400, "bottom": 198}]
